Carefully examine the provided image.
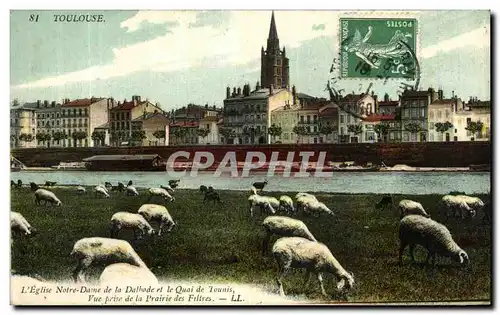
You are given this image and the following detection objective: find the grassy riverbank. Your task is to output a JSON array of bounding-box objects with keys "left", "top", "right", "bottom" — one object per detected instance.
[{"left": 10, "top": 187, "right": 491, "bottom": 304}]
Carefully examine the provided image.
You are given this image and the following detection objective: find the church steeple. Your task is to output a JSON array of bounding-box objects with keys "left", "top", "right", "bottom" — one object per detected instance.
[
  {"left": 261, "top": 11, "right": 289, "bottom": 89},
  {"left": 266, "top": 11, "right": 280, "bottom": 54}
]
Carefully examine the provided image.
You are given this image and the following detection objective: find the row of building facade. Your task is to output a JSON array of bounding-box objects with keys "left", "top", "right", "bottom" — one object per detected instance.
[{"left": 10, "top": 12, "right": 491, "bottom": 149}]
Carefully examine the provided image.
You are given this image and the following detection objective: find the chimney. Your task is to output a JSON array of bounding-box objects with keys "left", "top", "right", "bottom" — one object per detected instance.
[
  {"left": 237, "top": 87, "right": 242, "bottom": 95},
  {"left": 134, "top": 98, "right": 137, "bottom": 106},
  {"left": 232, "top": 87, "right": 236, "bottom": 97},
  {"left": 256, "top": 81, "right": 261, "bottom": 90},
  {"left": 269, "top": 84, "right": 273, "bottom": 96},
  {"left": 292, "top": 85, "right": 296, "bottom": 105},
  {"left": 43, "top": 100, "right": 49, "bottom": 107},
  {"left": 226, "top": 86, "right": 230, "bottom": 99},
  {"left": 51, "top": 101, "right": 56, "bottom": 107},
  {"left": 37, "top": 100, "right": 41, "bottom": 108},
  {"left": 384, "top": 93, "right": 390, "bottom": 102},
  {"left": 438, "top": 89, "right": 443, "bottom": 100}
]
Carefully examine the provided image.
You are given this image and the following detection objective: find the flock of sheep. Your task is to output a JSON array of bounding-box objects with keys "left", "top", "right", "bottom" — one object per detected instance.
[{"left": 10, "top": 178, "right": 490, "bottom": 301}]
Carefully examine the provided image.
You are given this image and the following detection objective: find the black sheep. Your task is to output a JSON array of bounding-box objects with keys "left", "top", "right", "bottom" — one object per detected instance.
[
  {"left": 375, "top": 195, "right": 393, "bottom": 210},
  {"left": 199, "top": 185, "right": 208, "bottom": 194},
  {"left": 30, "top": 182, "right": 39, "bottom": 192},
  {"left": 252, "top": 179, "right": 268, "bottom": 191},
  {"left": 203, "top": 190, "right": 222, "bottom": 204}
]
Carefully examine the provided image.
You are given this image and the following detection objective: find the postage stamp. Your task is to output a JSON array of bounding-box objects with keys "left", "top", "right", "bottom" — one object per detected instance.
[{"left": 340, "top": 18, "right": 418, "bottom": 80}]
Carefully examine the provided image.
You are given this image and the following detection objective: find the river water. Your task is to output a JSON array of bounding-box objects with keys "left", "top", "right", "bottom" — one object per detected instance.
[{"left": 10, "top": 171, "right": 491, "bottom": 195}]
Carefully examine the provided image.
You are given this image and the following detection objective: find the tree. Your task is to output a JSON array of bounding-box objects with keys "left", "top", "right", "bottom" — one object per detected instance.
[
  {"left": 36, "top": 132, "right": 52, "bottom": 148},
  {"left": 267, "top": 124, "right": 283, "bottom": 143},
  {"left": 347, "top": 124, "right": 363, "bottom": 143},
  {"left": 197, "top": 128, "right": 211, "bottom": 142},
  {"left": 434, "top": 121, "right": 453, "bottom": 141},
  {"left": 319, "top": 125, "right": 335, "bottom": 142},
  {"left": 404, "top": 122, "right": 422, "bottom": 142},
  {"left": 91, "top": 130, "right": 106, "bottom": 146},
  {"left": 465, "top": 120, "right": 484, "bottom": 141},
  {"left": 130, "top": 130, "right": 146, "bottom": 146},
  {"left": 374, "top": 123, "right": 390, "bottom": 142},
  {"left": 292, "top": 125, "right": 308, "bottom": 144},
  {"left": 18, "top": 133, "right": 34, "bottom": 143},
  {"left": 153, "top": 130, "right": 166, "bottom": 145},
  {"left": 219, "top": 127, "right": 235, "bottom": 144},
  {"left": 52, "top": 131, "right": 68, "bottom": 145},
  {"left": 71, "top": 131, "right": 87, "bottom": 147}
]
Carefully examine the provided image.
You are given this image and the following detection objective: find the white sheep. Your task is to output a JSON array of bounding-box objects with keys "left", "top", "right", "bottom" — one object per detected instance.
[
  {"left": 160, "top": 185, "right": 175, "bottom": 194},
  {"left": 442, "top": 195, "right": 480, "bottom": 220},
  {"left": 248, "top": 194, "right": 277, "bottom": 218},
  {"left": 262, "top": 216, "right": 317, "bottom": 255},
  {"left": 95, "top": 185, "right": 110, "bottom": 198},
  {"left": 399, "top": 215, "right": 469, "bottom": 267},
  {"left": 137, "top": 204, "right": 176, "bottom": 236},
  {"left": 148, "top": 187, "right": 175, "bottom": 202},
  {"left": 11, "top": 212, "right": 36, "bottom": 236},
  {"left": 110, "top": 212, "right": 155, "bottom": 240},
  {"left": 70, "top": 237, "right": 148, "bottom": 283},
  {"left": 76, "top": 186, "right": 86, "bottom": 194},
  {"left": 272, "top": 237, "right": 355, "bottom": 297},
  {"left": 398, "top": 199, "right": 430, "bottom": 219},
  {"left": 295, "top": 192, "right": 317, "bottom": 200},
  {"left": 99, "top": 263, "right": 158, "bottom": 285},
  {"left": 126, "top": 185, "right": 139, "bottom": 196},
  {"left": 295, "top": 194, "right": 318, "bottom": 213},
  {"left": 278, "top": 195, "right": 295, "bottom": 215},
  {"left": 302, "top": 199, "right": 335, "bottom": 217},
  {"left": 34, "top": 188, "right": 62, "bottom": 206}
]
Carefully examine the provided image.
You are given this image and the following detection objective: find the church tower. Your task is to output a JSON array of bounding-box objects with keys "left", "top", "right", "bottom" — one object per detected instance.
[{"left": 260, "top": 11, "right": 290, "bottom": 89}]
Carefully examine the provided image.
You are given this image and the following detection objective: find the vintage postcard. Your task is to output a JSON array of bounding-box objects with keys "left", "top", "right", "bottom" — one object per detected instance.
[{"left": 9, "top": 10, "right": 491, "bottom": 306}]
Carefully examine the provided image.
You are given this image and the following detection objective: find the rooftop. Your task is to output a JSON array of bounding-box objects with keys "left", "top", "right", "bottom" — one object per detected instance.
[
  {"left": 199, "top": 115, "right": 220, "bottom": 122},
  {"left": 95, "top": 122, "right": 110, "bottom": 129},
  {"left": 225, "top": 88, "right": 288, "bottom": 101},
  {"left": 378, "top": 100, "right": 399, "bottom": 106},
  {"left": 132, "top": 112, "right": 169, "bottom": 122},
  {"left": 170, "top": 121, "right": 200, "bottom": 127},
  {"left": 430, "top": 99, "right": 456, "bottom": 106},
  {"left": 62, "top": 98, "right": 105, "bottom": 107},
  {"left": 83, "top": 154, "right": 161, "bottom": 162}
]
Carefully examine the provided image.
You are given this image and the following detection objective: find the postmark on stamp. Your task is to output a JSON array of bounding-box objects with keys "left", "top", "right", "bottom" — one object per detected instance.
[{"left": 340, "top": 18, "right": 418, "bottom": 80}]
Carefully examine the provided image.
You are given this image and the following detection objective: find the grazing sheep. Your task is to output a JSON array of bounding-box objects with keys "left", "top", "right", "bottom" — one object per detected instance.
[
  {"left": 104, "top": 182, "right": 113, "bottom": 190},
  {"left": 272, "top": 237, "right": 355, "bottom": 297},
  {"left": 76, "top": 186, "right": 86, "bottom": 194},
  {"left": 159, "top": 185, "right": 175, "bottom": 194},
  {"left": 99, "top": 263, "right": 158, "bottom": 285},
  {"left": 11, "top": 212, "right": 37, "bottom": 236},
  {"left": 398, "top": 199, "right": 430, "bottom": 219},
  {"left": 148, "top": 187, "right": 174, "bottom": 202},
  {"left": 375, "top": 195, "right": 393, "bottom": 210},
  {"left": 127, "top": 180, "right": 133, "bottom": 186},
  {"left": 278, "top": 196, "right": 295, "bottom": 215},
  {"left": 110, "top": 212, "right": 155, "bottom": 240},
  {"left": 295, "top": 194, "right": 318, "bottom": 213},
  {"left": 168, "top": 179, "right": 180, "bottom": 188},
  {"left": 203, "top": 190, "right": 222, "bottom": 204},
  {"left": 137, "top": 204, "right": 176, "bottom": 236},
  {"left": 398, "top": 215, "right": 469, "bottom": 267},
  {"left": 95, "top": 186, "right": 110, "bottom": 198},
  {"left": 126, "top": 185, "right": 139, "bottom": 196},
  {"left": 442, "top": 195, "right": 482, "bottom": 220},
  {"left": 30, "top": 182, "right": 39, "bottom": 192},
  {"left": 252, "top": 179, "right": 268, "bottom": 191},
  {"left": 248, "top": 194, "right": 277, "bottom": 218},
  {"left": 70, "top": 237, "right": 148, "bottom": 283},
  {"left": 10, "top": 180, "right": 17, "bottom": 188},
  {"left": 34, "top": 188, "right": 62, "bottom": 206},
  {"left": 112, "top": 182, "right": 125, "bottom": 192},
  {"left": 199, "top": 185, "right": 208, "bottom": 194},
  {"left": 302, "top": 199, "right": 335, "bottom": 218},
  {"left": 262, "top": 216, "right": 317, "bottom": 255},
  {"left": 45, "top": 181, "right": 57, "bottom": 187},
  {"left": 17, "top": 179, "right": 23, "bottom": 188}
]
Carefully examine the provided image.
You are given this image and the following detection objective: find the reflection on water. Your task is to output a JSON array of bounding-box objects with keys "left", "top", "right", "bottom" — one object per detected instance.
[{"left": 10, "top": 171, "right": 490, "bottom": 195}]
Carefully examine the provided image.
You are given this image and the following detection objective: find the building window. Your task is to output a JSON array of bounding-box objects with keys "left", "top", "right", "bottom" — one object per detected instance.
[
  {"left": 403, "top": 109, "right": 409, "bottom": 118},
  {"left": 445, "top": 110, "right": 450, "bottom": 119},
  {"left": 313, "top": 115, "right": 318, "bottom": 123},
  {"left": 340, "top": 115, "right": 344, "bottom": 123},
  {"left": 403, "top": 132, "right": 409, "bottom": 142},
  {"left": 429, "top": 111, "right": 434, "bottom": 120},
  {"left": 340, "top": 126, "right": 344, "bottom": 135},
  {"left": 430, "top": 133, "right": 434, "bottom": 141},
  {"left": 300, "top": 116, "right": 304, "bottom": 123},
  {"left": 306, "top": 116, "right": 311, "bottom": 124},
  {"left": 437, "top": 111, "right": 442, "bottom": 119},
  {"left": 412, "top": 108, "right": 418, "bottom": 118}
]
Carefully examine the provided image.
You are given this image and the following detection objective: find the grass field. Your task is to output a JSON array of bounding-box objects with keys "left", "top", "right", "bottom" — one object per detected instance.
[{"left": 10, "top": 186, "right": 492, "bottom": 303}]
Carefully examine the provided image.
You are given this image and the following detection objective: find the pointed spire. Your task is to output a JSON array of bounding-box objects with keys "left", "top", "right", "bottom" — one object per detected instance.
[{"left": 268, "top": 11, "right": 278, "bottom": 40}]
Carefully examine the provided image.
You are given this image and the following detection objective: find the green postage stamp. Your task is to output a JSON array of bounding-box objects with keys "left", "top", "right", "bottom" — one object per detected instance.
[{"left": 340, "top": 18, "right": 418, "bottom": 80}]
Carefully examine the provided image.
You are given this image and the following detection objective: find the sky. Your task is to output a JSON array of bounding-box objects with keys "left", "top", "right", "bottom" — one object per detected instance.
[{"left": 10, "top": 10, "right": 490, "bottom": 111}]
